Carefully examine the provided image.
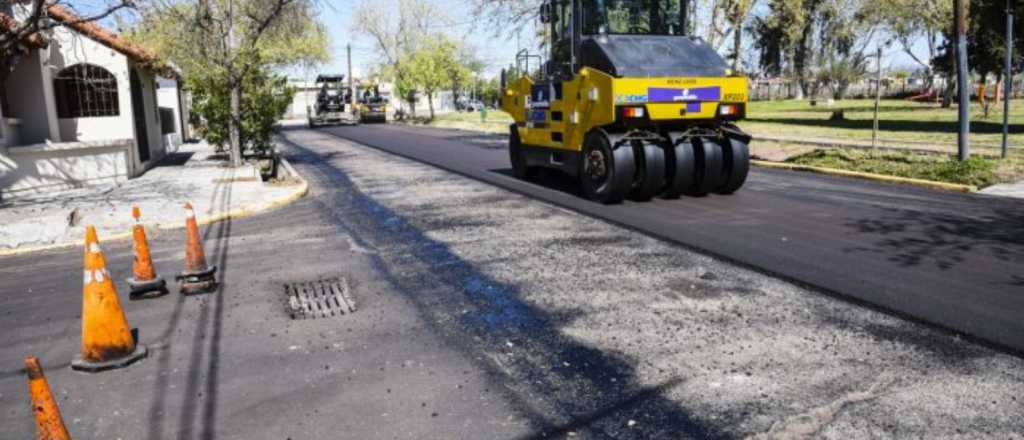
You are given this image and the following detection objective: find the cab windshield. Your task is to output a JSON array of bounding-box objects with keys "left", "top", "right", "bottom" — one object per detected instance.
[
  {"left": 357, "top": 88, "right": 384, "bottom": 104},
  {"left": 582, "top": 0, "right": 685, "bottom": 36}
]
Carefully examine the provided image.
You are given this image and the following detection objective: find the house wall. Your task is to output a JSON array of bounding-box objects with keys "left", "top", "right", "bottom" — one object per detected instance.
[
  {"left": 129, "top": 61, "right": 167, "bottom": 172},
  {"left": 0, "top": 140, "right": 133, "bottom": 199},
  {"left": 3, "top": 51, "right": 51, "bottom": 144},
  {"left": 48, "top": 26, "right": 135, "bottom": 143},
  {"left": 0, "top": 24, "right": 172, "bottom": 200},
  {"left": 42, "top": 26, "right": 168, "bottom": 174},
  {"left": 156, "top": 78, "right": 184, "bottom": 150},
  {"left": 285, "top": 89, "right": 317, "bottom": 119}
]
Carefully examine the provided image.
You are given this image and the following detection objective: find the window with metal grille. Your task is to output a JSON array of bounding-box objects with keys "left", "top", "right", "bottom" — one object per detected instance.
[{"left": 53, "top": 64, "right": 119, "bottom": 118}]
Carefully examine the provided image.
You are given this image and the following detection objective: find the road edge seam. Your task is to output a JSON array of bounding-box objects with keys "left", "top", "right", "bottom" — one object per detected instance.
[
  {"left": 0, "top": 158, "right": 309, "bottom": 257},
  {"left": 751, "top": 160, "right": 978, "bottom": 193}
]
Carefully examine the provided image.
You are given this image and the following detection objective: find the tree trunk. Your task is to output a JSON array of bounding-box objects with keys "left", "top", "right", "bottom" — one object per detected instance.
[
  {"left": 732, "top": 23, "right": 742, "bottom": 71},
  {"left": 427, "top": 92, "right": 435, "bottom": 120},
  {"left": 229, "top": 80, "right": 243, "bottom": 168},
  {"left": 942, "top": 46, "right": 956, "bottom": 108}
]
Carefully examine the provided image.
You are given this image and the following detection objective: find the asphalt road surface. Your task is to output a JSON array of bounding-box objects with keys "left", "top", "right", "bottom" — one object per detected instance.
[
  {"left": 322, "top": 123, "right": 1024, "bottom": 354},
  {"left": 3, "top": 127, "right": 1022, "bottom": 439}
]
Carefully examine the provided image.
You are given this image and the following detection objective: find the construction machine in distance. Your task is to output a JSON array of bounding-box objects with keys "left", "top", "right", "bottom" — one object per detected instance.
[
  {"left": 500, "top": 0, "right": 752, "bottom": 204},
  {"left": 308, "top": 74, "right": 355, "bottom": 127},
  {"left": 356, "top": 82, "right": 388, "bottom": 123}
]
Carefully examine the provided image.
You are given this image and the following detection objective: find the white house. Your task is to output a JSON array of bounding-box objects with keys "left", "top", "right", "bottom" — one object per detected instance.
[{"left": 0, "top": 3, "right": 185, "bottom": 200}]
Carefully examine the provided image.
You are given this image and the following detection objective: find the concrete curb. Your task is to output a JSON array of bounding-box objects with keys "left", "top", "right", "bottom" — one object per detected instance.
[
  {"left": 0, "top": 158, "right": 309, "bottom": 258},
  {"left": 751, "top": 160, "right": 978, "bottom": 193}
]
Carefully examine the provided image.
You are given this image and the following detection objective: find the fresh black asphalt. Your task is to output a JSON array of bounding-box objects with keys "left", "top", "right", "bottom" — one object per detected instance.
[{"left": 322, "top": 123, "right": 1024, "bottom": 354}]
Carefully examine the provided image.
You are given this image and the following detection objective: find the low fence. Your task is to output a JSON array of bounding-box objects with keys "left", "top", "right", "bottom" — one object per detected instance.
[{"left": 750, "top": 76, "right": 1024, "bottom": 101}]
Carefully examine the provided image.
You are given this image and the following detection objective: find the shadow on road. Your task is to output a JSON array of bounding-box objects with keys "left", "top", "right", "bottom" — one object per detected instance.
[
  {"left": 490, "top": 167, "right": 583, "bottom": 198},
  {"left": 844, "top": 203, "right": 1024, "bottom": 270},
  {"left": 146, "top": 167, "right": 233, "bottom": 440},
  {"left": 279, "top": 135, "right": 731, "bottom": 439}
]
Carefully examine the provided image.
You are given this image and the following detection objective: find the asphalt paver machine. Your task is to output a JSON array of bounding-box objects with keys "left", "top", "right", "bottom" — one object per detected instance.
[
  {"left": 501, "top": 0, "right": 752, "bottom": 203},
  {"left": 308, "top": 74, "right": 356, "bottom": 127}
]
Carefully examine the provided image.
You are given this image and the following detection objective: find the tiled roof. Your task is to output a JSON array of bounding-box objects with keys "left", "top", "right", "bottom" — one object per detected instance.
[{"left": 46, "top": 4, "right": 179, "bottom": 78}]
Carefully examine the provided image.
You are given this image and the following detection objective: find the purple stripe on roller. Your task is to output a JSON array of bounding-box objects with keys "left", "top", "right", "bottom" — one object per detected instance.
[
  {"left": 686, "top": 102, "right": 702, "bottom": 113},
  {"left": 648, "top": 86, "right": 721, "bottom": 103}
]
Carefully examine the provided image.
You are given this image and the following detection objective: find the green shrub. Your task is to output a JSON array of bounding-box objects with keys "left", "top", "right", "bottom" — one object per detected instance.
[{"left": 188, "top": 65, "right": 295, "bottom": 156}]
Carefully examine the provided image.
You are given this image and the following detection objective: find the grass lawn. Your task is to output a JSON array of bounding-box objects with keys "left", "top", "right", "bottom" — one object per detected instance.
[
  {"left": 784, "top": 148, "right": 1024, "bottom": 188},
  {"left": 402, "top": 110, "right": 513, "bottom": 134},
  {"left": 740, "top": 99, "right": 1024, "bottom": 153}
]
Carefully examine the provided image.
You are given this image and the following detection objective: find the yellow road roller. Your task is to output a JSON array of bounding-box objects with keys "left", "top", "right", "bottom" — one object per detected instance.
[{"left": 500, "top": 0, "right": 752, "bottom": 203}]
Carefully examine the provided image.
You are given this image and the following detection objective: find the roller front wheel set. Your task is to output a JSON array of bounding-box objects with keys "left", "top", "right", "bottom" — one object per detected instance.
[{"left": 581, "top": 133, "right": 749, "bottom": 204}]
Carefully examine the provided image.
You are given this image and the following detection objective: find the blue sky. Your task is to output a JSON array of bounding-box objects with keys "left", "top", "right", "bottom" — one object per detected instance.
[
  {"left": 308, "top": 0, "right": 933, "bottom": 83},
  {"left": 301, "top": 0, "right": 541, "bottom": 81}
]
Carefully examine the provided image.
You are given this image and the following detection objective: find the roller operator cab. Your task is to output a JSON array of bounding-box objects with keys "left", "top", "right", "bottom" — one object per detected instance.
[
  {"left": 356, "top": 84, "right": 388, "bottom": 123},
  {"left": 500, "top": 0, "right": 752, "bottom": 204}
]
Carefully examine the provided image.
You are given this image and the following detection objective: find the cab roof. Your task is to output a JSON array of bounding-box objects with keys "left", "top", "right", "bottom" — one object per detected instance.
[{"left": 315, "top": 74, "right": 346, "bottom": 83}]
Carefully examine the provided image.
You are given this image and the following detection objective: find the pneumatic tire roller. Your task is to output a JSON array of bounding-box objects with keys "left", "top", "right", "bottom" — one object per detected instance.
[{"left": 501, "top": 0, "right": 752, "bottom": 204}]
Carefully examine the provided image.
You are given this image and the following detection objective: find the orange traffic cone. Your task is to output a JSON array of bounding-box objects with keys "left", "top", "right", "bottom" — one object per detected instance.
[
  {"left": 71, "top": 226, "right": 147, "bottom": 373},
  {"left": 127, "top": 206, "right": 167, "bottom": 300},
  {"left": 175, "top": 202, "right": 217, "bottom": 295},
  {"left": 25, "top": 356, "right": 71, "bottom": 440}
]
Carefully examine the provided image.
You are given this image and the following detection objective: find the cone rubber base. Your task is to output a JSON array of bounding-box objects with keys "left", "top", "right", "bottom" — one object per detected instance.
[
  {"left": 71, "top": 344, "right": 148, "bottom": 373},
  {"left": 128, "top": 277, "right": 168, "bottom": 300},
  {"left": 178, "top": 266, "right": 217, "bottom": 295}
]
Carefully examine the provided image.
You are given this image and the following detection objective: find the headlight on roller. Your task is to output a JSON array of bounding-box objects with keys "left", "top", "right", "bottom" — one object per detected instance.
[
  {"left": 719, "top": 104, "right": 740, "bottom": 117},
  {"left": 622, "top": 107, "right": 646, "bottom": 118}
]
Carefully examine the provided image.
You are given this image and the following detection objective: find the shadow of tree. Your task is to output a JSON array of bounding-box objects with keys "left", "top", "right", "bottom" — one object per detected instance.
[
  {"left": 844, "top": 203, "right": 1024, "bottom": 270},
  {"left": 281, "top": 136, "right": 731, "bottom": 439}
]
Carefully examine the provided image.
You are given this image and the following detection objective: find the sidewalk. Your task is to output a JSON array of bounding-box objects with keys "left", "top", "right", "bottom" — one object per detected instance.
[
  {"left": 0, "top": 140, "right": 307, "bottom": 255},
  {"left": 979, "top": 180, "right": 1024, "bottom": 199}
]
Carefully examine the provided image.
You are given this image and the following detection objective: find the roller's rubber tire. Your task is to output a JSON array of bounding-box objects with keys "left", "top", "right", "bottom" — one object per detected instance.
[
  {"left": 580, "top": 131, "right": 635, "bottom": 204},
  {"left": 663, "top": 139, "right": 697, "bottom": 199},
  {"left": 715, "top": 137, "right": 750, "bottom": 195},
  {"left": 685, "top": 138, "right": 724, "bottom": 197},
  {"left": 628, "top": 141, "right": 667, "bottom": 201},
  {"left": 509, "top": 125, "right": 535, "bottom": 179}
]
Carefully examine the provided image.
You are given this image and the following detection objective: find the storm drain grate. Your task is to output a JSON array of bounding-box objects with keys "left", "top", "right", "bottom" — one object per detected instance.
[{"left": 285, "top": 277, "right": 357, "bottom": 319}]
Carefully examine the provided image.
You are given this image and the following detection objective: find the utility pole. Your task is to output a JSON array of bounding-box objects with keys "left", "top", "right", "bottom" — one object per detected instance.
[
  {"left": 1003, "top": 0, "right": 1014, "bottom": 159},
  {"left": 873, "top": 46, "right": 883, "bottom": 149},
  {"left": 347, "top": 43, "right": 356, "bottom": 121},
  {"left": 955, "top": 0, "right": 971, "bottom": 161}
]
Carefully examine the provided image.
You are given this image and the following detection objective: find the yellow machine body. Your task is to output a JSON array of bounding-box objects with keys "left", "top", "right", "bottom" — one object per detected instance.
[{"left": 501, "top": 67, "right": 749, "bottom": 153}]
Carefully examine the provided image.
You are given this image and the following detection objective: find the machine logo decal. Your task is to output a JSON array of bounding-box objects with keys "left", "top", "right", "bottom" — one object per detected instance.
[
  {"left": 615, "top": 94, "right": 649, "bottom": 104},
  {"left": 648, "top": 86, "right": 721, "bottom": 103}
]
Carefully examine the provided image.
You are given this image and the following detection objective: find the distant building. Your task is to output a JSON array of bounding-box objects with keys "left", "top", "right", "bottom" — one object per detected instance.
[{"left": 0, "top": 3, "right": 187, "bottom": 199}]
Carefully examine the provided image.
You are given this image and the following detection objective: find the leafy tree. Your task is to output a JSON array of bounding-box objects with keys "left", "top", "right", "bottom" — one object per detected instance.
[
  {"left": 406, "top": 36, "right": 466, "bottom": 120},
  {"left": 931, "top": 0, "right": 1022, "bottom": 108},
  {"left": 354, "top": 0, "right": 437, "bottom": 117},
  {"left": 131, "top": 0, "right": 329, "bottom": 167},
  {"left": 721, "top": 0, "right": 758, "bottom": 71},
  {"left": 188, "top": 60, "right": 294, "bottom": 155},
  {"left": 878, "top": 0, "right": 952, "bottom": 91}
]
